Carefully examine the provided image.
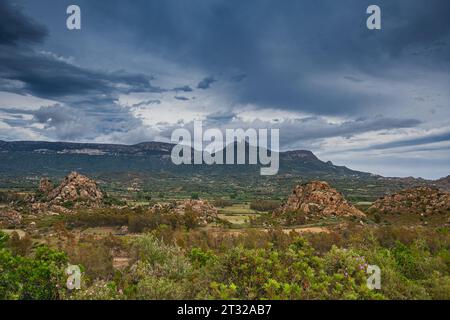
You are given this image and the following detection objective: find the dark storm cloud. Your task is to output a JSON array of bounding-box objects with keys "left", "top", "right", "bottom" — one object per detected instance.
[
  {"left": 230, "top": 116, "right": 422, "bottom": 147},
  {"left": 359, "top": 131, "right": 450, "bottom": 151},
  {"left": 1, "top": 0, "right": 449, "bottom": 160},
  {"left": 154, "top": 114, "right": 421, "bottom": 149},
  {"left": 173, "top": 85, "right": 193, "bottom": 92},
  {"left": 28, "top": 104, "right": 144, "bottom": 141},
  {"left": 280, "top": 117, "right": 422, "bottom": 145},
  {"left": 131, "top": 100, "right": 161, "bottom": 108},
  {"left": 33, "top": 104, "right": 78, "bottom": 126},
  {"left": 0, "top": 0, "right": 47, "bottom": 46},
  {"left": 73, "top": 0, "right": 450, "bottom": 115},
  {"left": 5, "top": 0, "right": 450, "bottom": 116},
  {"left": 197, "top": 77, "right": 217, "bottom": 90},
  {"left": 205, "top": 111, "right": 237, "bottom": 125},
  {"left": 0, "top": 0, "right": 163, "bottom": 101},
  {"left": 0, "top": 47, "right": 162, "bottom": 100},
  {"left": 0, "top": 0, "right": 166, "bottom": 142}
]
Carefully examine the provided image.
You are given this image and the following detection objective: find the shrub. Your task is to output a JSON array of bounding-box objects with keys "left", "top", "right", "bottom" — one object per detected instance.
[
  {"left": 191, "top": 193, "right": 200, "bottom": 200},
  {"left": 65, "top": 208, "right": 129, "bottom": 228},
  {"left": 62, "top": 200, "right": 74, "bottom": 209},
  {"left": 123, "top": 234, "right": 195, "bottom": 299},
  {"left": 0, "top": 245, "right": 67, "bottom": 300},
  {"left": 250, "top": 200, "right": 280, "bottom": 212},
  {"left": 7, "top": 231, "right": 32, "bottom": 256},
  {"left": 135, "top": 276, "right": 187, "bottom": 300},
  {"left": 213, "top": 199, "right": 233, "bottom": 208},
  {"left": 69, "top": 240, "right": 114, "bottom": 281},
  {"left": 188, "top": 247, "right": 218, "bottom": 267},
  {"left": 183, "top": 208, "right": 201, "bottom": 230},
  {"left": 65, "top": 280, "right": 123, "bottom": 300},
  {"left": 103, "top": 196, "right": 127, "bottom": 206}
]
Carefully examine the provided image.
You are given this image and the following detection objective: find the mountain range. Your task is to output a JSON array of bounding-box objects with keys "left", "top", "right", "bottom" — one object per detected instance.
[{"left": 0, "top": 140, "right": 447, "bottom": 200}]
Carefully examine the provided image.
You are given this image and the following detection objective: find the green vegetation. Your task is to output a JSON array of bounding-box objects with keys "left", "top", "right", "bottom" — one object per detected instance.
[
  {"left": 0, "top": 145, "right": 428, "bottom": 203},
  {"left": 249, "top": 200, "right": 280, "bottom": 212},
  {"left": 0, "top": 155, "right": 448, "bottom": 300},
  {"left": 0, "top": 231, "right": 67, "bottom": 300},
  {"left": 1, "top": 223, "right": 448, "bottom": 300},
  {"left": 62, "top": 207, "right": 207, "bottom": 232},
  {"left": 213, "top": 198, "right": 234, "bottom": 208}
]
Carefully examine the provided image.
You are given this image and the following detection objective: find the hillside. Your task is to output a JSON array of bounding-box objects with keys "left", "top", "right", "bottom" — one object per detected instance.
[{"left": 0, "top": 140, "right": 436, "bottom": 200}]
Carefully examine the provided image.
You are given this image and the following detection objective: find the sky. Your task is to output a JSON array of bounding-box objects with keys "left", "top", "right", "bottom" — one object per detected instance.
[{"left": 0, "top": 0, "right": 449, "bottom": 178}]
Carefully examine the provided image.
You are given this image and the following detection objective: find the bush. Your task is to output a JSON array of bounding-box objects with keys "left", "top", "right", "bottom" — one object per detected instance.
[
  {"left": 69, "top": 240, "right": 114, "bottom": 281},
  {"left": 0, "top": 245, "right": 67, "bottom": 300},
  {"left": 213, "top": 199, "right": 233, "bottom": 208},
  {"left": 191, "top": 193, "right": 200, "bottom": 200},
  {"left": 250, "top": 200, "right": 280, "bottom": 212},
  {"left": 131, "top": 234, "right": 191, "bottom": 278},
  {"left": 65, "top": 280, "right": 123, "bottom": 300},
  {"left": 7, "top": 232, "right": 32, "bottom": 256},
  {"left": 65, "top": 208, "right": 129, "bottom": 228},
  {"left": 135, "top": 276, "right": 187, "bottom": 300},
  {"left": 3, "top": 218, "right": 447, "bottom": 300},
  {"left": 124, "top": 234, "right": 195, "bottom": 299},
  {"left": 188, "top": 247, "right": 217, "bottom": 267},
  {"left": 202, "top": 238, "right": 383, "bottom": 300},
  {"left": 103, "top": 196, "right": 127, "bottom": 206}
]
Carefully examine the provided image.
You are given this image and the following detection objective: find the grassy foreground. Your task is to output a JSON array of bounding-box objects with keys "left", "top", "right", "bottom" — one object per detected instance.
[{"left": 1, "top": 218, "right": 449, "bottom": 300}]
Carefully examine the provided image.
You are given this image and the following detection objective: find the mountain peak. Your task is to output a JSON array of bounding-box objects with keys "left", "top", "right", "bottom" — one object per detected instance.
[{"left": 282, "top": 150, "right": 319, "bottom": 160}]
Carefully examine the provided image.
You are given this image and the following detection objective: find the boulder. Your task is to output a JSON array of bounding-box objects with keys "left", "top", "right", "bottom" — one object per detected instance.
[
  {"left": 38, "top": 178, "right": 54, "bottom": 194},
  {"left": 37, "top": 172, "right": 105, "bottom": 208},
  {"left": 0, "top": 209, "right": 22, "bottom": 227},
  {"left": 276, "top": 181, "right": 365, "bottom": 218},
  {"left": 369, "top": 186, "right": 450, "bottom": 215}
]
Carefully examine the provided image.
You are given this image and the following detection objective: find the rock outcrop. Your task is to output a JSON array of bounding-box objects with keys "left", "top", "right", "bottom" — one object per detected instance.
[
  {"left": 369, "top": 186, "right": 450, "bottom": 215},
  {"left": 0, "top": 209, "right": 22, "bottom": 227},
  {"left": 38, "top": 178, "right": 54, "bottom": 194},
  {"left": 276, "top": 181, "right": 365, "bottom": 218},
  {"left": 175, "top": 199, "right": 219, "bottom": 222},
  {"left": 36, "top": 172, "right": 105, "bottom": 208}
]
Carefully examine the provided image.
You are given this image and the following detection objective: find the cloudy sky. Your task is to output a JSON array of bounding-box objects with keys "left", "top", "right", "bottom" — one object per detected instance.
[{"left": 0, "top": 0, "right": 449, "bottom": 178}]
